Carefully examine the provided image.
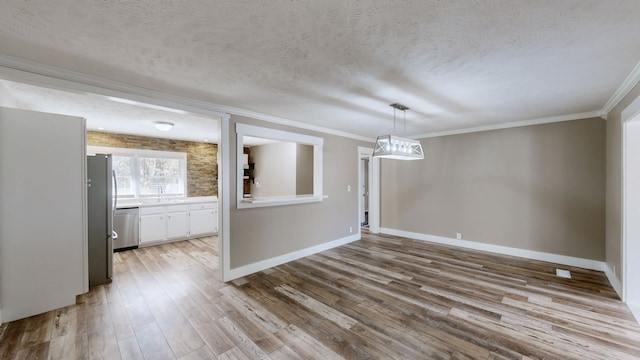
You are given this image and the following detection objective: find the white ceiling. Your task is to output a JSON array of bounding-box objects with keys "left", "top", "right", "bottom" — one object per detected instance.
[{"left": 1, "top": 1, "right": 640, "bottom": 141}]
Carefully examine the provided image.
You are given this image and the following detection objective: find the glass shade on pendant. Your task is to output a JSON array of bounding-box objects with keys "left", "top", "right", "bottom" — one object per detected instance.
[{"left": 373, "top": 134, "right": 424, "bottom": 160}]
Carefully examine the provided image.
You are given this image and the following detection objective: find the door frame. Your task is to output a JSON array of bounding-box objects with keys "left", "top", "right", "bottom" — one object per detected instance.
[
  {"left": 358, "top": 147, "right": 380, "bottom": 234},
  {"left": 622, "top": 93, "right": 640, "bottom": 320},
  {"left": 0, "top": 64, "right": 229, "bottom": 285},
  {"left": 360, "top": 156, "right": 369, "bottom": 227}
]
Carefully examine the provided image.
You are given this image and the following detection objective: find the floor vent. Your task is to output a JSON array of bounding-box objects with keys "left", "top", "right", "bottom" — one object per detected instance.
[{"left": 556, "top": 269, "right": 571, "bottom": 279}]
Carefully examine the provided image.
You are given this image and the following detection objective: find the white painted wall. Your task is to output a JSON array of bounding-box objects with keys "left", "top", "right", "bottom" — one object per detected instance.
[
  {"left": 624, "top": 117, "right": 640, "bottom": 320},
  {"left": 0, "top": 107, "right": 87, "bottom": 323}
]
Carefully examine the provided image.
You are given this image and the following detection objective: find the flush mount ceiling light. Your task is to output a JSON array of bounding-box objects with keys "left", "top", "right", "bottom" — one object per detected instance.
[
  {"left": 154, "top": 121, "right": 174, "bottom": 131},
  {"left": 373, "top": 103, "right": 424, "bottom": 160}
]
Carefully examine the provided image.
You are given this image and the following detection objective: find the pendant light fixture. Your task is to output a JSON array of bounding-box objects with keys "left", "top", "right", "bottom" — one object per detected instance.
[{"left": 373, "top": 103, "right": 424, "bottom": 160}]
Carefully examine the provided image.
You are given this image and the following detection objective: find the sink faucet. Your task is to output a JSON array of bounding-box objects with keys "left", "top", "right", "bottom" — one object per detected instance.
[{"left": 157, "top": 185, "right": 163, "bottom": 202}]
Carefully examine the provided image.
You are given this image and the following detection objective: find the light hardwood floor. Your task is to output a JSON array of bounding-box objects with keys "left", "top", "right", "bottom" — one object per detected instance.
[{"left": 1, "top": 232, "right": 640, "bottom": 359}]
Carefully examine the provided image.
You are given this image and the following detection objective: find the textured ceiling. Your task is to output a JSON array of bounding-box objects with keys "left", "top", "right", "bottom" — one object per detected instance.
[{"left": 1, "top": 1, "right": 640, "bottom": 140}]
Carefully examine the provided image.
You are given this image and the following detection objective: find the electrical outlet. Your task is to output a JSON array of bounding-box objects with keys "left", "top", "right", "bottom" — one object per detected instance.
[
  {"left": 349, "top": 226, "right": 353, "bottom": 233},
  {"left": 347, "top": 185, "right": 351, "bottom": 192},
  {"left": 456, "top": 233, "right": 462, "bottom": 240},
  {"left": 613, "top": 265, "right": 617, "bottom": 275}
]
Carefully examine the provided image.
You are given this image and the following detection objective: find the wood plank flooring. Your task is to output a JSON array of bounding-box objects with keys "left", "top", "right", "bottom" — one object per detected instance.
[{"left": 1, "top": 232, "right": 640, "bottom": 359}]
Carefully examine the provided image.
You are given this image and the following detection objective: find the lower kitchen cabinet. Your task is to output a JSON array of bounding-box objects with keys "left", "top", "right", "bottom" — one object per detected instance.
[
  {"left": 189, "top": 202, "right": 218, "bottom": 236},
  {"left": 139, "top": 202, "right": 218, "bottom": 246},
  {"left": 166, "top": 205, "right": 190, "bottom": 239},
  {"left": 140, "top": 207, "right": 166, "bottom": 244}
]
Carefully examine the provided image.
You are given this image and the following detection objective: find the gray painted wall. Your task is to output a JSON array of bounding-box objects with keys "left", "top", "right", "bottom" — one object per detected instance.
[
  {"left": 251, "top": 141, "right": 297, "bottom": 197},
  {"left": 229, "top": 115, "right": 371, "bottom": 269},
  {"left": 606, "top": 82, "right": 640, "bottom": 282},
  {"left": 296, "top": 144, "right": 314, "bottom": 195},
  {"left": 381, "top": 118, "right": 606, "bottom": 260}
]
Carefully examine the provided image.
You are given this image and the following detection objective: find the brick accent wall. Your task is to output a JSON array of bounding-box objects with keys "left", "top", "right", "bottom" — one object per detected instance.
[{"left": 87, "top": 131, "right": 218, "bottom": 197}]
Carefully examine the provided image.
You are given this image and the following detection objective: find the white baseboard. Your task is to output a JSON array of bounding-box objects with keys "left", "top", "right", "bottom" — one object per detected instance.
[
  {"left": 603, "top": 263, "right": 623, "bottom": 299},
  {"left": 380, "top": 228, "right": 606, "bottom": 272},
  {"left": 226, "top": 234, "right": 360, "bottom": 281}
]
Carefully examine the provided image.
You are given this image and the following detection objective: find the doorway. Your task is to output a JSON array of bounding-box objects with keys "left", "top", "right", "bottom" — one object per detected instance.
[
  {"left": 623, "top": 96, "right": 640, "bottom": 320},
  {"left": 0, "top": 72, "right": 228, "bottom": 285},
  {"left": 358, "top": 146, "right": 380, "bottom": 234},
  {"left": 360, "top": 156, "right": 369, "bottom": 228}
]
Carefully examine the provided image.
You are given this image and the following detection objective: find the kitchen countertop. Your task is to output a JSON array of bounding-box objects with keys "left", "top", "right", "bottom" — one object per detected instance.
[{"left": 116, "top": 196, "right": 218, "bottom": 209}]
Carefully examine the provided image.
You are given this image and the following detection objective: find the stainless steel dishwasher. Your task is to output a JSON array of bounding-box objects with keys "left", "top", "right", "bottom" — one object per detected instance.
[{"left": 113, "top": 207, "right": 139, "bottom": 251}]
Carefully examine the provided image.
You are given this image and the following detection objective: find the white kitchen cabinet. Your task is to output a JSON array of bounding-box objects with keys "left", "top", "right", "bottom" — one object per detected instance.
[
  {"left": 167, "top": 205, "right": 190, "bottom": 239},
  {"left": 190, "top": 203, "right": 218, "bottom": 236},
  {"left": 140, "top": 207, "right": 166, "bottom": 244},
  {"left": 138, "top": 201, "right": 218, "bottom": 246}
]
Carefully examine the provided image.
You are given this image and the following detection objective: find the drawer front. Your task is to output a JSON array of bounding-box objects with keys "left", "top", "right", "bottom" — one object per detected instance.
[
  {"left": 140, "top": 206, "right": 165, "bottom": 215},
  {"left": 166, "top": 204, "right": 189, "bottom": 213},
  {"left": 189, "top": 202, "right": 216, "bottom": 211}
]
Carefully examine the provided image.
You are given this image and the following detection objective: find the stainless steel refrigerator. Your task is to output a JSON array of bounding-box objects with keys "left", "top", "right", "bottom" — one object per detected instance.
[{"left": 87, "top": 153, "right": 117, "bottom": 286}]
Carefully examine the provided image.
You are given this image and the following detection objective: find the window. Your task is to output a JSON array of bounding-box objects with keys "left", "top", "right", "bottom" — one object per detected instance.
[
  {"left": 88, "top": 146, "right": 187, "bottom": 199},
  {"left": 113, "top": 155, "right": 134, "bottom": 197}
]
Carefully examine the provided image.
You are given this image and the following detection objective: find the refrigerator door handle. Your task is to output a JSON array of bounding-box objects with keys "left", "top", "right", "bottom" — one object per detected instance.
[{"left": 112, "top": 169, "right": 118, "bottom": 219}]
